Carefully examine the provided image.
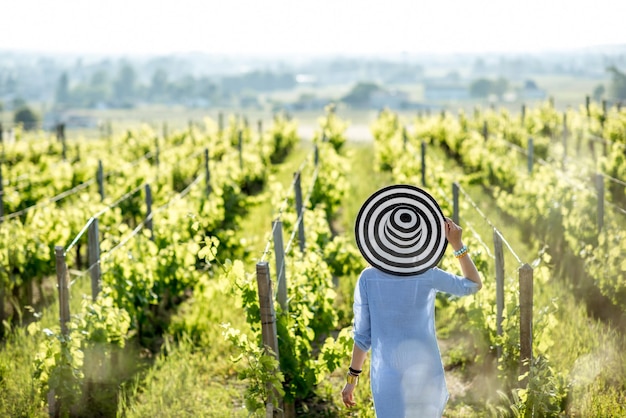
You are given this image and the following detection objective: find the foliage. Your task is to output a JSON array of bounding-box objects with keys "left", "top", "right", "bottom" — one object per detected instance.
[
  {"left": 0, "top": 112, "right": 293, "bottom": 415},
  {"left": 607, "top": 65, "right": 626, "bottom": 100},
  {"left": 341, "top": 82, "right": 384, "bottom": 108},
  {"left": 13, "top": 105, "right": 39, "bottom": 130},
  {"left": 222, "top": 325, "right": 285, "bottom": 416},
  {"left": 223, "top": 124, "right": 354, "bottom": 411},
  {"left": 267, "top": 113, "right": 300, "bottom": 164},
  {"left": 316, "top": 103, "right": 349, "bottom": 152}
]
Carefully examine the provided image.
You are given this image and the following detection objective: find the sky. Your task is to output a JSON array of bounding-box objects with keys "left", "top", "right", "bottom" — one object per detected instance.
[{"left": 2, "top": 0, "right": 626, "bottom": 57}]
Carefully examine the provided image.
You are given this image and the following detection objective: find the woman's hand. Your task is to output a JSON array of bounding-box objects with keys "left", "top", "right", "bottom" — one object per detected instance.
[
  {"left": 445, "top": 217, "right": 464, "bottom": 250},
  {"left": 342, "top": 383, "right": 356, "bottom": 407}
]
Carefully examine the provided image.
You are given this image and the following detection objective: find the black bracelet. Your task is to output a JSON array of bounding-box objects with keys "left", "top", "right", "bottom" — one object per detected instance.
[{"left": 349, "top": 367, "right": 362, "bottom": 375}]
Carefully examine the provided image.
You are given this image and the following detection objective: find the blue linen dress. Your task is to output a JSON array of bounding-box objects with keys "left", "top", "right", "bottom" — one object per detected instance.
[{"left": 352, "top": 266, "right": 479, "bottom": 418}]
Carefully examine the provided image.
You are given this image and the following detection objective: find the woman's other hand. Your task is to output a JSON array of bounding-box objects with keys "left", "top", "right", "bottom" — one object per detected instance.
[{"left": 342, "top": 383, "right": 356, "bottom": 407}]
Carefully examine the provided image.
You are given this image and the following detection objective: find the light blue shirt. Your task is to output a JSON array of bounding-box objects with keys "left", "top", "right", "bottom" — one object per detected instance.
[{"left": 353, "top": 266, "right": 479, "bottom": 418}]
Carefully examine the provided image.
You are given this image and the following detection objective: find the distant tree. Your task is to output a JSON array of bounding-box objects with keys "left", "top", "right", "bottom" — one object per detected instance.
[
  {"left": 341, "top": 82, "right": 383, "bottom": 107},
  {"left": 113, "top": 63, "right": 137, "bottom": 103},
  {"left": 472, "top": 58, "right": 487, "bottom": 74},
  {"left": 150, "top": 69, "right": 169, "bottom": 100},
  {"left": 524, "top": 79, "right": 539, "bottom": 90},
  {"left": 88, "top": 70, "right": 110, "bottom": 104},
  {"left": 593, "top": 84, "right": 605, "bottom": 102},
  {"left": 469, "top": 78, "right": 492, "bottom": 98},
  {"left": 5, "top": 74, "right": 17, "bottom": 94},
  {"left": 445, "top": 71, "right": 461, "bottom": 82},
  {"left": 13, "top": 97, "right": 26, "bottom": 109},
  {"left": 14, "top": 105, "right": 39, "bottom": 130},
  {"left": 607, "top": 66, "right": 626, "bottom": 100},
  {"left": 55, "top": 72, "right": 70, "bottom": 106},
  {"left": 491, "top": 77, "right": 509, "bottom": 99}
]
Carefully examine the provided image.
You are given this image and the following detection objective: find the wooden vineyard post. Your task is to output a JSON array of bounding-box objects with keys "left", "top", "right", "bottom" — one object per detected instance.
[
  {"left": 145, "top": 184, "right": 154, "bottom": 240},
  {"left": 258, "top": 120, "right": 265, "bottom": 163},
  {"left": 482, "top": 121, "right": 488, "bottom": 142},
  {"left": 155, "top": 136, "right": 160, "bottom": 170},
  {"left": 562, "top": 112, "right": 568, "bottom": 168},
  {"left": 493, "top": 230, "right": 505, "bottom": 361},
  {"left": 601, "top": 100, "right": 608, "bottom": 156},
  {"left": 452, "top": 182, "right": 459, "bottom": 225},
  {"left": 188, "top": 119, "right": 195, "bottom": 144},
  {"left": 527, "top": 137, "right": 534, "bottom": 174},
  {"left": 314, "top": 143, "right": 319, "bottom": 166},
  {"left": 521, "top": 104, "right": 526, "bottom": 127},
  {"left": 519, "top": 263, "right": 533, "bottom": 386},
  {"left": 421, "top": 141, "right": 427, "bottom": 187},
  {"left": 294, "top": 172, "right": 305, "bottom": 253},
  {"left": 0, "top": 160, "right": 4, "bottom": 221},
  {"left": 55, "top": 247, "right": 71, "bottom": 335},
  {"left": 0, "top": 279, "right": 4, "bottom": 338},
  {"left": 576, "top": 127, "right": 583, "bottom": 156},
  {"left": 87, "top": 219, "right": 103, "bottom": 405},
  {"left": 88, "top": 218, "right": 101, "bottom": 300},
  {"left": 218, "top": 112, "right": 224, "bottom": 135},
  {"left": 57, "top": 123, "right": 67, "bottom": 161},
  {"left": 255, "top": 262, "right": 282, "bottom": 417},
  {"left": 273, "top": 220, "right": 287, "bottom": 312},
  {"left": 97, "top": 160, "right": 105, "bottom": 201},
  {"left": 0, "top": 132, "right": 5, "bottom": 325},
  {"left": 402, "top": 127, "right": 408, "bottom": 150},
  {"left": 0, "top": 123, "right": 4, "bottom": 162},
  {"left": 51, "top": 246, "right": 71, "bottom": 416},
  {"left": 238, "top": 130, "right": 244, "bottom": 171},
  {"left": 204, "top": 148, "right": 212, "bottom": 196},
  {"left": 596, "top": 173, "right": 604, "bottom": 233}
]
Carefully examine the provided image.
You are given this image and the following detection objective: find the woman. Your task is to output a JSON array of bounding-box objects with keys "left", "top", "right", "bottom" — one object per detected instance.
[{"left": 342, "top": 185, "right": 482, "bottom": 417}]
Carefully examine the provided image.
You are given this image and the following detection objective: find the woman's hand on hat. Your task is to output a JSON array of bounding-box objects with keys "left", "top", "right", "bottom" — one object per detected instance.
[{"left": 445, "top": 217, "right": 464, "bottom": 250}]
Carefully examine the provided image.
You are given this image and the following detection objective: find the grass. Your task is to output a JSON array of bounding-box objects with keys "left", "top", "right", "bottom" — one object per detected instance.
[
  {"left": 420, "top": 133, "right": 626, "bottom": 415},
  {"left": 2, "top": 107, "right": 625, "bottom": 416},
  {"left": 0, "top": 326, "right": 46, "bottom": 417},
  {"left": 0, "top": 274, "right": 99, "bottom": 417},
  {"left": 116, "top": 139, "right": 320, "bottom": 416}
]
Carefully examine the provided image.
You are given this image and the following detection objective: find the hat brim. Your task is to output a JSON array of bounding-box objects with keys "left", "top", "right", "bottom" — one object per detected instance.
[{"left": 355, "top": 184, "right": 447, "bottom": 276}]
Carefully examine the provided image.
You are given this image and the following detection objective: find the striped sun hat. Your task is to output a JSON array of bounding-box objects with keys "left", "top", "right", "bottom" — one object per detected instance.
[{"left": 355, "top": 184, "right": 448, "bottom": 276}]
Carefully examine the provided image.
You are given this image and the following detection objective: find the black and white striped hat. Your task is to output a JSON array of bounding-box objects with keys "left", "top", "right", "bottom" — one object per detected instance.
[{"left": 355, "top": 184, "right": 448, "bottom": 276}]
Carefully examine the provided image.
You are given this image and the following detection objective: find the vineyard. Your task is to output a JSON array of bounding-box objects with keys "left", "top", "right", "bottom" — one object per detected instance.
[{"left": 0, "top": 100, "right": 625, "bottom": 417}]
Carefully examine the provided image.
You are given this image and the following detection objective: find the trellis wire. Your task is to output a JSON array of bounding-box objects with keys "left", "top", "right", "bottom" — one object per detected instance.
[
  {"left": 0, "top": 178, "right": 96, "bottom": 222},
  {"left": 432, "top": 182, "right": 495, "bottom": 259},
  {"left": 44, "top": 146, "right": 205, "bottom": 255},
  {"left": 259, "top": 153, "right": 314, "bottom": 263},
  {"left": 68, "top": 172, "right": 204, "bottom": 285},
  {"left": 283, "top": 165, "right": 320, "bottom": 256},
  {"left": 456, "top": 183, "right": 523, "bottom": 265},
  {"left": 272, "top": 164, "right": 320, "bottom": 299},
  {"left": 64, "top": 183, "right": 147, "bottom": 256},
  {"left": 2, "top": 142, "right": 193, "bottom": 221}
]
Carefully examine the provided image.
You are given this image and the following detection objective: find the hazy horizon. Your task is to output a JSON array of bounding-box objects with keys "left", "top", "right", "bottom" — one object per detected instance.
[{"left": 2, "top": 0, "right": 626, "bottom": 57}]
